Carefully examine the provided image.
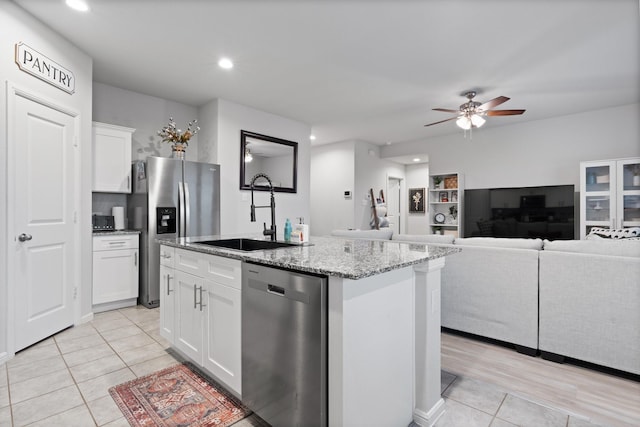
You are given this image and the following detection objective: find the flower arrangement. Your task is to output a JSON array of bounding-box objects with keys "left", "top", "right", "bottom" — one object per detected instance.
[
  {"left": 157, "top": 117, "right": 200, "bottom": 147},
  {"left": 412, "top": 190, "right": 422, "bottom": 211}
]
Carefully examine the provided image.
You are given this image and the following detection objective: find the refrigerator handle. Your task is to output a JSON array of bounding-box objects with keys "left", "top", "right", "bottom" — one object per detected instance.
[
  {"left": 178, "top": 181, "right": 186, "bottom": 237},
  {"left": 184, "top": 182, "right": 191, "bottom": 236}
]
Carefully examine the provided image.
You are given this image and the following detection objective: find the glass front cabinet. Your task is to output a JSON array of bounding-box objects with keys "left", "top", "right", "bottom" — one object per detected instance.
[{"left": 580, "top": 158, "right": 640, "bottom": 239}]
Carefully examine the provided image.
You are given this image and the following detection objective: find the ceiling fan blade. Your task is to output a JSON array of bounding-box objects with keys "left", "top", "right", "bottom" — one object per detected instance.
[
  {"left": 424, "top": 116, "right": 458, "bottom": 127},
  {"left": 486, "top": 109, "right": 526, "bottom": 116},
  {"left": 433, "top": 108, "right": 460, "bottom": 113},
  {"left": 479, "top": 96, "right": 510, "bottom": 111}
]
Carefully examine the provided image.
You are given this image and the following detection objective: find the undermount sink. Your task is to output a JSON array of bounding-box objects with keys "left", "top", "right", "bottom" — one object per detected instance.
[{"left": 193, "top": 238, "right": 297, "bottom": 252}]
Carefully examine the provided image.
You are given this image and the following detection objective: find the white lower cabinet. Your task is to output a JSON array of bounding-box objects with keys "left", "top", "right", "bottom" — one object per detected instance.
[
  {"left": 92, "top": 234, "right": 139, "bottom": 313},
  {"left": 159, "top": 245, "right": 242, "bottom": 395},
  {"left": 174, "top": 269, "right": 205, "bottom": 364},
  {"left": 203, "top": 279, "right": 241, "bottom": 393}
]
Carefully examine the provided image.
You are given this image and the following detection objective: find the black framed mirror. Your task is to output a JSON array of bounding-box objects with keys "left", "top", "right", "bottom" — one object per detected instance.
[{"left": 240, "top": 130, "right": 298, "bottom": 193}]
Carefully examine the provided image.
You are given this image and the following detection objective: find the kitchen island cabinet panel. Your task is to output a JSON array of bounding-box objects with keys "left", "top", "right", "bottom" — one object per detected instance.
[{"left": 159, "top": 244, "right": 242, "bottom": 395}]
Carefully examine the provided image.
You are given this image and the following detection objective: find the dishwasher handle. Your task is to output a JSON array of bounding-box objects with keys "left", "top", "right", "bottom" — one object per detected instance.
[
  {"left": 247, "top": 280, "right": 310, "bottom": 304},
  {"left": 267, "top": 284, "right": 285, "bottom": 296}
]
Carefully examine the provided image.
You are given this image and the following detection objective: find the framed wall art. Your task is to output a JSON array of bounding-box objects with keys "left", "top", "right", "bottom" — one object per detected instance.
[{"left": 409, "top": 188, "right": 425, "bottom": 213}]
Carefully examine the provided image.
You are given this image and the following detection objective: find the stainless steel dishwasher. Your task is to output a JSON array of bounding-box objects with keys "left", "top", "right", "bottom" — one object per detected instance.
[{"left": 242, "top": 262, "right": 327, "bottom": 427}]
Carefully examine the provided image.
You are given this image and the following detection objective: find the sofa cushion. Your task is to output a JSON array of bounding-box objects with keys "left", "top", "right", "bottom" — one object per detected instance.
[
  {"left": 331, "top": 229, "right": 393, "bottom": 240},
  {"left": 453, "top": 237, "right": 543, "bottom": 250},
  {"left": 543, "top": 239, "right": 640, "bottom": 258},
  {"left": 392, "top": 234, "right": 455, "bottom": 244}
]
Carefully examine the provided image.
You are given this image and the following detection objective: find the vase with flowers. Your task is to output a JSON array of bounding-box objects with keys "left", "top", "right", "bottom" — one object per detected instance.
[{"left": 157, "top": 117, "right": 200, "bottom": 159}]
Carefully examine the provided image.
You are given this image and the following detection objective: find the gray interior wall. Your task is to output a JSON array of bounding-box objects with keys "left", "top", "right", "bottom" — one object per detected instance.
[
  {"left": 354, "top": 141, "right": 406, "bottom": 230},
  {"left": 212, "top": 98, "right": 311, "bottom": 237},
  {"left": 382, "top": 103, "right": 640, "bottom": 190},
  {"left": 93, "top": 82, "right": 199, "bottom": 162},
  {"left": 405, "top": 163, "right": 430, "bottom": 234},
  {"left": 310, "top": 141, "right": 356, "bottom": 236}
]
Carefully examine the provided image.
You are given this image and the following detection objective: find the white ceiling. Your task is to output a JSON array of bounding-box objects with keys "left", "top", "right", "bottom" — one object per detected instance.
[{"left": 13, "top": 0, "right": 640, "bottom": 150}]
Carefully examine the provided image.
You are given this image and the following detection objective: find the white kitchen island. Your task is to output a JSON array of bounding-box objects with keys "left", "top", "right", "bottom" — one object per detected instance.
[{"left": 159, "top": 236, "right": 459, "bottom": 427}]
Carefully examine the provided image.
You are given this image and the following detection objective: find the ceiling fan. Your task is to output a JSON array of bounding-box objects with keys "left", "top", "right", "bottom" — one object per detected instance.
[{"left": 424, "top": 91, "right": 525, "bottom": 131}]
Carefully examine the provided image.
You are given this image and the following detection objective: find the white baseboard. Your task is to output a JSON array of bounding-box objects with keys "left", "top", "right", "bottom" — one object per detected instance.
[{"left": 413, "top": 398, "right": 446, "bottom": 427}]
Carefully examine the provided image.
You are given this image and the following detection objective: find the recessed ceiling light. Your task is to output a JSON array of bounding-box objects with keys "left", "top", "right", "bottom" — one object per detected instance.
[
  {"left": 309, "top": 135, "right": 316, "bottom": 141},
  {"left": 413, "top": 158, "right": 421, "bottom": 162},
  {"left": 218, "top": 58, "right": 233, "bottom": 69},
  {"left": 66, "top": 0, "right": 89, "bottom": 12}
]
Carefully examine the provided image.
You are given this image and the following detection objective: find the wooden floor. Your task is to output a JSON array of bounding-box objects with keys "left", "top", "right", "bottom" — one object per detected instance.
[{"left": 441, "top": 332, "right": 640, "bottom": 427}]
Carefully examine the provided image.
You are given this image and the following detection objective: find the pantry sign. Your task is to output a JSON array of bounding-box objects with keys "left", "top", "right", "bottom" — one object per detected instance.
[{"left": 15, "top": 42, "right": 75, "bottom": 94}]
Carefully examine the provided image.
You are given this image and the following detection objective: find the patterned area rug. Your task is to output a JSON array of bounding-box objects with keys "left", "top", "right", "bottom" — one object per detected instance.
[{"left": 109, "top": 362, "right": 251, "bottom": 426}]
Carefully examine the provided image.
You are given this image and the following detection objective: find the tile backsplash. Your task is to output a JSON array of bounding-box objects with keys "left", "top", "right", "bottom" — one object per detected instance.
[{"left": 92, "top": 193, "right": 127, "bottom": 217}]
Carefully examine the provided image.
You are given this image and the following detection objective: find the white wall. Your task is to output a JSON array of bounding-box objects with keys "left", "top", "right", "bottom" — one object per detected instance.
[
  {"left": 0, "top": 3, "right": 93, "bottom": 359},
  {"left": 93, "top": 82, "right": 199, "bottom": 162},
  {"left": 203, "top": 98, "right": 311, "bottom": 237},
  {"left": 382, "top": 104, "right": 640, "bottom": 190},
  {"left": 310, "top": 141, "right": 356, "bottom": 235},
  {"left": 354, "top": 142, "right": 406, "bottom": 230},
  {"left": 310, "top": 140, "right": 406, "bottom": 235},
  {"left": 405, "top": 163, "right": 430, "bottom": 234},
  {"left": 196, "top": 99, "right": 218, "bottom": 163}
]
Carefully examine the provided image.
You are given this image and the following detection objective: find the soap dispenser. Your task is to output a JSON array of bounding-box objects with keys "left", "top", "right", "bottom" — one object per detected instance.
[
  {"left": 284, "top": 218, "right": 292, "bottom": 242},
  {"left": 295, "top": 217, "right": 309, "bottom": 243}
]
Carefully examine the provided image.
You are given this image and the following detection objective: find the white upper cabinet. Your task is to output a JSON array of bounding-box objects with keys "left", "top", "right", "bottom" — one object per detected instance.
[{"left": 92, "top": 122, "right": 135, "bottom": 193}]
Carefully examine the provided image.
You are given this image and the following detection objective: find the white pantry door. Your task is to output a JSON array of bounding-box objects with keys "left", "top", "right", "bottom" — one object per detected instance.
[{"left": 10, "top": 87, "right": 77, "bottom": 351}]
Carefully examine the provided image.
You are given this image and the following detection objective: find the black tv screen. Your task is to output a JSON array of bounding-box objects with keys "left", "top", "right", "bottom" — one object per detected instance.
[{"left": 464, "top": 185, "right": 575, "bottom": 240}]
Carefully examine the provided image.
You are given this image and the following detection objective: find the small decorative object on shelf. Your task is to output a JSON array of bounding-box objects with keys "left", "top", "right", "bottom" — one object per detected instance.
[
  {"left": 632, "top": 164, "right": 640, "bottom": 186},
  {"left": 449, "top": 205, "right": 458, "bottom": 220},
  {"left": 433, "top": 176, "right": 443, "bottom": 189},
  {"left": 444, "top": 176, "right": 458, "bottom": 189},
  {"left": 439, "top": 191, "right": 448, "bottom": 202},
  {"left": 157, "top": 117, "right": 200, "bottom": 159}
]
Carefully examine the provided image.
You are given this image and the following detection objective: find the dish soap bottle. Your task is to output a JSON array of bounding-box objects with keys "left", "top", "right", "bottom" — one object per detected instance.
[{"left": 284, "top": 218, "right": 292, "bottom": 242}]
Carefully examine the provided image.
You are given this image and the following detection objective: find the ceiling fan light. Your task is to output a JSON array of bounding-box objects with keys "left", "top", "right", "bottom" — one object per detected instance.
[
  {"left": 244, "top": 148, "right": 253, "bottom": 162},
  {"left": 456, "top": 116, "right": 472, "bottom": 130},
  {"left": 471, "top": 114, "right": 486, "bottom": 128}
]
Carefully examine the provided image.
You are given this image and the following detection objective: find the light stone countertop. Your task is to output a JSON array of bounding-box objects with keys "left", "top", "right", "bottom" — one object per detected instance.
[{"left": 158, "top": 235, "right": 460, "bottom": 280}]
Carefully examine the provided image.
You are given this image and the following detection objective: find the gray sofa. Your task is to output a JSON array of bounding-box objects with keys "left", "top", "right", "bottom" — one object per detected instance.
[
  {"left": 329, "top": 229, "right": 640, "bottom": 375},
  {"left": 436, "top": 237, "right": 542, "bottom": 355},
  {"left": 539, "top": 239, "right": 640, "bottom": 375}
]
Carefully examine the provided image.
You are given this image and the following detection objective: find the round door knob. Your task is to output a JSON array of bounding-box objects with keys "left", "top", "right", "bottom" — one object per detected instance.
[{"left": 18, "top": 233, "right": 32, "bottom": 242}]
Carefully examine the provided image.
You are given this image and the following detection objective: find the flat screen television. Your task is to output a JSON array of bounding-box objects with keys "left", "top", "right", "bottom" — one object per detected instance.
[{"left": 464, "top": 185, "right": 576, "bottom": 240}]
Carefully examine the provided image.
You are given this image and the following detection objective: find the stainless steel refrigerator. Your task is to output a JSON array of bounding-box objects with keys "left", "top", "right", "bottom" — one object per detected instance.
[{"left": 128, "top": 156, "right": 221, "bottom": 308}]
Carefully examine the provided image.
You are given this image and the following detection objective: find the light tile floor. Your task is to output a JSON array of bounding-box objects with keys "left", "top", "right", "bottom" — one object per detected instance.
[{"left": 0, "top": 306, "right": 616, "bottom": 426}]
